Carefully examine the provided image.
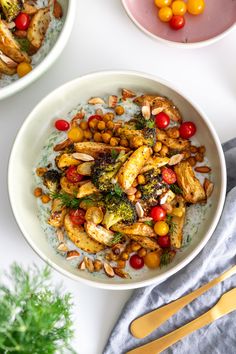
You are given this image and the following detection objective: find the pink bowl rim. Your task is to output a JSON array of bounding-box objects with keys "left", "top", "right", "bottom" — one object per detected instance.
[{"left": 121, "top": 0, "right": 236, "bottom": 48}]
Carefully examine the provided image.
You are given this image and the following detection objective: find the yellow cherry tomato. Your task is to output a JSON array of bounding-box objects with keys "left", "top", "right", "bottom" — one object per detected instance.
[
  {"left": 172, "top": 1, "right": 187, "bottom": 16},
  {"left": 17, "top": 62, "right": 32, "bottom": 78},
  {"left": 158, "top": 7, "right": 173, "bottom": 22},
  {"left": 154, "top": 221, "right": 169, "bottom": 236},
  {"left": 144, "top": 251, "right": 161, "bottom": 269},
  {"left": 67, "top": 126, "right": 84, "bottom": 142},
  {"left": 187, "top": 0, "right": 205, "bottom": 15},
  {"left": 154, "top": 0, "right": 172, "bottom": 8}
]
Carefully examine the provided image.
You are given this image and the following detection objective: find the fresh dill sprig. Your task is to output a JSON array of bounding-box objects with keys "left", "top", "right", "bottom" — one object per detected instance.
[
  {"left": 144, "top": 220, "right": 155, "bottom": 227},
  {"left": 109, "top": 232, "right": 124, "bottom": 245},
  {"left": 160, "top": 251, "right": 171, "bottom": 267},
  {"left": 51, "top": 191, "right": 80, "bottom": 209},
  {"left": 0, "top": 263, "right": 75, "bottom": 354},
  {"left": 111, "top": 149, "right": 119, "bottom": 160},
  {"left": 170, "top": 184, "right": 182, "bottom": 195},
  {"left": 166, "top": 215, "right": 177, "bottom": 235}
]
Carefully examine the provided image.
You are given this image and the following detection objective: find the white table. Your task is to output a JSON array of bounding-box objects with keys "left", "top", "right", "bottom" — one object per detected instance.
[{"left": 1, "top": 1, "right": 236, "bottom": 353}]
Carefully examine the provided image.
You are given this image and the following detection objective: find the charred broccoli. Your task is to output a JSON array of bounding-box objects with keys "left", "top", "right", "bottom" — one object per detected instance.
[
  {"left": 143, "top": 127, "right": 156, "bottom": 147},
  {"left": 91, "top": 151, "right": 131, "bottom": 193},
  {"left": 103, "top": 194, "right": 137, "bottom": 229},
  {"left": 127, "top": 113, "right": 156, "bottom": 146},
  {"left": 0, "top": 0, "right": 23, "bottom": 22},
  {"left": 139, "top": 169, "right": 166, "bottom": 205},
  {"left": 43, "top": 169, "right": 61, "bottom": 193}
]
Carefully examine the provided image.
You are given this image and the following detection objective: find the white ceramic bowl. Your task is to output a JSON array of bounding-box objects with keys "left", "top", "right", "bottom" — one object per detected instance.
[
  {"left": 0, "top": 0, "right": 77, "bottom": 100},
  {"left": 8, "top": 71, "right": 226, "bottom": 290}
]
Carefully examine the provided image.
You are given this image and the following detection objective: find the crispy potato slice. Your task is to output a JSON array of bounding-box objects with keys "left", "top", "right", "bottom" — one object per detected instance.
[
  {"left": 117, "top": 145, "right": 152, "bottom": 190},
  {"left": 170, "top": 196, "right": 186, "bottom": 248},
  {"left": 48, "top": 198, "right": 67, "bottom": 228},
  {"left": 60, "top": 176, "right": 84, "bottom": 195},
  {"left": 56, "top": 153, "right": 81, "bottom": 169},
  {"left": 156, "top": 129, "right": 190, "bottom": 151},
  {"left": 77, "top": 162, "right": 94, "bottom": 176},
  {"left": 0, "top": 58, "right": 16, "bottom": 75},
  {"left": 111, "top": 222, "right": 156, "bottom": 237},
  {"left": 85, "top": 222, "right": 114, "bottom": 246},
  {"left": 174, "top": 161, "right": 206, "bottom": 203},
  {"left": 77, "top": 181, "right": 99, "bottom": 198},
  {"left": 140, "top": 156, "right": 169, "bottom": 173},
  {"left": 126, "top": 234, "right": 161, "bottom": 251},
  {"left": 74, "top": 142, "right": 129, "bottom": 158},
  {"left": 0, "top": 20, "right": 30, "bottom": 63},
  {"left": 64, "top": 215, "right": 104, "bottom": 253},
  {"left": 27, "top": 8, "right": 51, "bottom": 49}
]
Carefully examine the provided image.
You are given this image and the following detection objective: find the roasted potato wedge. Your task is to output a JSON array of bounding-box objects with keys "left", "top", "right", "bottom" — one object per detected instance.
[
  {"left": 0, "top": 57, "right": 16, "bottom": 75},
  {"left": 85, "top": 222, "right": 114, "bottom": 246},
  {"left": 74, "top": 142, "right": 129, "bottom": 158},
  {"left": 111, "top": 222, "right": 156, "bottom": 237},
  {"left": 60, "top": 176, "right": 84, "bottom": 195},
  {"left": 127, "top": 234, "right": 161, "bottom": 251},
  {"left": 56, "top": 153, "right": 81, "bottom": 170},
  {"left": 156, "top": 129, "right": 190, "bottom": 151},
  {"left": 27, "top": 8, "right": 51, "bottom": 49},
  {"left": 64, "top": 214, "right": 104, "bottom": 253},
  {"left": 77, "top": 181, "right": 99, "bottom": 198},
  {"left": 77, "top": 162, "right": 94, "bottom": 176},
  {"left": 0, "top": 20, "right": 30, "bottom": 63},
  {"left": 48, "top": 198, "right": 67, "bottom": 228},
  {"left": 174, "top": 161, "right": 206, "bottom": 203},
  {"left": 117, "top": 145, "right": 152, "bottom": 190},
  {"left": 170, "top": 196, "right": 186, "bottom": 248},
  {"left": 140, "top": 156, "right": 169, "bottom": 173}
]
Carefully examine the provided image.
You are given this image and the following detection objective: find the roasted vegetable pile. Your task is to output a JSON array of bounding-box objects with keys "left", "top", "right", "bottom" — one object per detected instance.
[{"left": 34, "top": 89, "right": 214, "bottom": 278}]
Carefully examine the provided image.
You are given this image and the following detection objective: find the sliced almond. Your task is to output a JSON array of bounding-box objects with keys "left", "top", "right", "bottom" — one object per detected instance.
[
  {"left": 71, "top": 110, "right": 85, "bottom": 126},
  {"left": 88, "top": 97, "right": 105, "bottom": 105},
  {"left": 138, "top": 217, "right": 153, "bottom": 222},
  {"left": 77, "top": 161, "right": 93, "bottom": 176},
  {"left": 84, "top": 256, "right": 95, "bottom": 272},
  {"left": 204, "top": 178, "right": 214, "bottom": 198},
  {"left": 53, "top": 0, "right": 63, "bottom": 18},
  {"left": 135, "top": 202, "right": 144, "bottom": 218},
  {"left": 57, "top": 242, "right": 69, "bottom": 252},
  {"left": 78, "top": 260, "right": 86, "bottom": 270},
  {"left": 54, "top": 139, "right": 73, "bottom": 151},
  {"left": 113, "top": 268, "right": 131, "bottom": 279},
  {"left": 194, "top": 166, "right": 211, "bottom": 173},
  {"left": 14, "top": 30, "right": 27, "bottom": 38},
  {"left": 103, "top": 262, "right": 115, "bottom": 278},
  {"left": 168, "top": 153, "right": 184, "bottom": 166},
  {"left": 66, "top": 250, "right": 80, "bottom": 260},
  {"left": 125, "top": 187, "right": 137, "bottom": 195},
  {"left": 0, "top": 51, "right": 17, "bottom": 68},
  {"left": 72, "top": 153, "right": 94, "bottom": 161},
  {"left": 56, "top": 229, "right": 64, "bottom": 243},
  {"left": 122, "top": 88, "right": 136, "bottom": 99},
  {"left": 108, "top": 95, "right": 118, "bottom": 108},
  {"left": 6, "top": 21, "right": 15, "bottom": 29}
]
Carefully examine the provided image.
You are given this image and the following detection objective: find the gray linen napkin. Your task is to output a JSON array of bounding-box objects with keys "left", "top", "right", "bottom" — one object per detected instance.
[{"left": 103, "top": 138, "right": 236, "bottom": 354}]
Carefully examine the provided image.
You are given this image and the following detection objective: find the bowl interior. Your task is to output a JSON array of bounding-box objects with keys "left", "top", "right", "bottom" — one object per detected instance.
[
  {"left": 8, "top": 72, "right": 226, "bottom": 289},
  {"left": 123, "top": 0, "right": 236, "bottom": 45}
]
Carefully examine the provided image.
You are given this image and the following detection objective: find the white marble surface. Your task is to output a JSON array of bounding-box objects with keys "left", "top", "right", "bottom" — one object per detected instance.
[{"left": 0, "top": 1, "right": 236, "bottom": 353}]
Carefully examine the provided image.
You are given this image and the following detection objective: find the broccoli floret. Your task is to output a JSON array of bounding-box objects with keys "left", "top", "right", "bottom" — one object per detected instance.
[
  {"left": 43, "top": 169, "right": 61, "bottom": 193},
  {"left": 91, "top": 151, "right": 131, "bottom": 193},
  {"left": 128, "top": 113, "right": 156, "bottom": 147},
  {"left": 143, "top": 127, "right": 156, "bottom": 147},
  {"left": 0, "top": 0, "right": 23, "bottom": 22},
  {"left": 139, "top": 169, "right": 166, "bottom": 205},
  {"left": 103, "top": 194, "right": 137, "bottom": 229}
]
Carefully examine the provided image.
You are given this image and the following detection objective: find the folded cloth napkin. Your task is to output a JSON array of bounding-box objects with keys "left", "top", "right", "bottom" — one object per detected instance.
[{"left": 103, "top": 138, "right": 236, "bottom": 354}]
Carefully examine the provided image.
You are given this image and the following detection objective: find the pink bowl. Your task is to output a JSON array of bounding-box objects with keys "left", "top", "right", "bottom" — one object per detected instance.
[{"left": 122, "top": 0, "right": 236, "bottom": 47}]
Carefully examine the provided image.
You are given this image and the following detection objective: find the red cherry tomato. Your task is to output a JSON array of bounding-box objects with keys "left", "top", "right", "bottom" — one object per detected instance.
[
  {"left": 129, "top": 254, "right": 144, "bottom": 269},
  {"left": 66, "top": 166, "right": 83, "bottom": 183},
  {"left": 88, "top": 115, "right": 103, "bottom": 123},
  {"left": 157, "top": 235, "right": 170, "bottom": 248},
  {"left": 55, "top": 119, "right": 70, "bottom": 131},
  {"left": 162, "top": 168, "right": 177, "bottom": 184},
  {"left": 150, "top": 206, "right": 166, "bottom": 221},
  {"left": 169, "top": 15, "right": 185, "bottom": 30},
  {"left": 155, "top": 112, "right": 170, "bottom": 129},
  {"left": 15, "top": 13, "right": 30, "bottom": 30},
  {"left": 179, "top": 121, "right": 196, "bottom": 139},
  {"left": 69, "top": 209, "right": 85, "bottom": 225}
]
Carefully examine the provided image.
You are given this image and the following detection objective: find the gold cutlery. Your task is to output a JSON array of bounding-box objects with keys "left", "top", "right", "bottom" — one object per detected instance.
[
  {"left": 127, "top": 287, "right": 236, "bottom": 354},
  {"left": 130, "top": 265, "right": 236, "bottom": 338}
]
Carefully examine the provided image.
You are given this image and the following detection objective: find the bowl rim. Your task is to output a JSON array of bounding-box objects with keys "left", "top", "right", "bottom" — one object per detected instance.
[
  {"left": 121, "top": 0, "right": 236, "bottom": 48},
  {"left": 0, "top": 0, "right": 77, "bottom": 101},
  {"left": 8, "top": 70, "right": 227, "bottom": 290}
]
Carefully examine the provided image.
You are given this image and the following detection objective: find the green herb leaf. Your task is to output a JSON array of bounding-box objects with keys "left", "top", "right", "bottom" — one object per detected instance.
[
  {"left": 109, "top": 232, "right": 124, "bottom": 245},
  {"left": 111, "top": 149, "right": 119, "bottom": 160},
  {"left": 113, "top": 183, "right": 123, "bottom": 197},
  {"left": 51, "top": 191, "right": 80, "bottom": 209},
  {"left": 0, "top": 263, "right": 75, "bottom": 354},
  {"left": 166, "top": 215, "right": 177, "bottom": 235},
  {"left": 160, "top": 251, "right": 171, "bottom": 267},
  {"left": 144, "top": 220, "right": 154, "bottom": 227},
  {"left": 170, "top": 184, "right": 182, "bottom": 195},
  {"left": 16, "top": 38, "right": 31, "bottom": 53},
  {"left": 146, "top": 120, "right": 155, "bottom": 128}
]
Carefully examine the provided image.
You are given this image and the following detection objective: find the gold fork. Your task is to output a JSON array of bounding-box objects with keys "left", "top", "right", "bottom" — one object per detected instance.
[
  {"left": 130, "top": 265, "right": 236, "bottom": 338},
  {"left": 127, "top": 287, "right": 236, "bottom": 354}
]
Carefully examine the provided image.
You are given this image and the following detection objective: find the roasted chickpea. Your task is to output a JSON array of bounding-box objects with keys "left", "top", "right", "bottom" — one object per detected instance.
[
  {"left": 153, "top": 141, "right": 162, "bottom": 153},
  {"left": 195, "top": 153, "right": 204, "bottom": 162},
  {"left": 138, "top": 248, "right": 147, "bottom": 258},
  {"left": 120, "top": 138, "right": 129, "bottom": 147},
  {"left": 135, "top": 191, "right": 142, "bottom": 199},
  {"left": 36, "top": 167, "right": 47, "bottom": 177},
  {"left": 132, "top": 136, "right": 144, "bottom": 148},
  {"left": 131, "top": 242, "right": 142, "bottom": 252},
  {"left": 159, "top": 145, "right": 169, "bottom": 157},
  {"left": 79, "top": 121, "right": 88, "bottom": 130},
  {"left": 190, "top": 145, "right": 198, "bottom": 154},
  {"left": 102, "top": 132, "right": 112, "bottom": 144},
  {"left": 187, "top": 157, "right": 197, "bottom": 166},
  {"left": 88, "top": 119, "right": 98, "bottom": 129},
  {"left": 115, "top": 105, "right": 125, "bottom": 115},
  {"left": 132, "top": 179, "right": 138, "bottom": 188},
  {"left": 198, "top": 145, "right": 206, "bottom": 154},
  {"left": 41, "top": 194, "right": 50, "bottom": 204},
  {"left": 166, "top": 127, "right": 180, "bottom": 139},
  {"left": 137, "top": 174, "right": 146, "bottom": 185},
  {"left": 116, "top": 260, "right": 126, "bottom": 269},
  {"left": 97, "top": 121, "right": 106, "bottom": 131},
  {"left": 110, "top": 137, "right": 119, "bottom": 146},
  {"left": 34, "top": 187, "right": 42, "bottom": 197},
  {"left": 120, "top": 252, "right": 129, "bottom": 261},
  {"left": 93, "top": 132, "right": 102, "bottom": 142},
  {"left": 127, "top": 194, "right": 135, "bottom": 202},
  {"left": 183, "top": 150, "right": 191, "bottom": 159},
  {"left": 125, "top": 243, "right": 133, "bottom": 254},
  {"left": 84, "top": 129, "right": 92, "bottom": 140},
  {"left": 103, "top": 112, "right": 114, "bottom": 122},
  {"left": 106, "top": 121, "right": 115, "bottom": 130}
]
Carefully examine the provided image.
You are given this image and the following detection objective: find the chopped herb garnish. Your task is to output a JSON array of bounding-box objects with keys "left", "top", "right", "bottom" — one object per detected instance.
[
  {"left": 111, "top": 149, "right": 119, "bottom": 160},
  {"left": 16, "top": 38, "right": 30, "bottom": 53},
  {"left": 146, "top": 120, "right": 155, "bottom": 128},
  {"left": 112, "top": 183, "right": 123, "bottom": 197},
  {"left": 51, "top": 191, "right": 80, "bottom": 209},
  {"left": 170, "top": 184, "right": 182, "bottom": 195},
  {"left": 166, "top": 215, "right": 177, "bottom": 235},
  {"left": 109, "top": 232, "right": 124, "bottom": 245},
  {"left": 144, "top": 220, "right": 155, "bottom": 227},
  {"left": 160, "top": 251, "right": 172, "bottom": 267}
]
